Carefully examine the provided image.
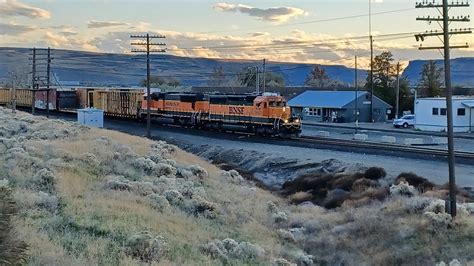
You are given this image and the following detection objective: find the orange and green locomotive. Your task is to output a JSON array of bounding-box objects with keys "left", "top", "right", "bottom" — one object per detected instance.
[{"left": 140, "top": 92, "right": 301, "bottom": 137}]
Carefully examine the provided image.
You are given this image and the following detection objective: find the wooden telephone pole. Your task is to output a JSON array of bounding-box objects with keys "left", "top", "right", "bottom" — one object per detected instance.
[
  {"left": 29, "top": 47, "right": 53, "bottom": 117},
  {"left": 130, "top": 33, "right": 166, "bottom": 138},
  {"left": 395, "top": 62, "right": 401, "bottom": 119},
  {"left": 415, "top": 0, "right": 471, "bottom": 217}
]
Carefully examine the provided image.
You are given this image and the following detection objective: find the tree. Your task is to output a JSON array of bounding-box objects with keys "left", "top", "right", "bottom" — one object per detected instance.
[
  {"left": 398, "top": 77, "right": 413, "bottom": 114},
  {"left": 238, "top": 67, "right": 257, "bottom": 87},
  {"left": 418, "top": 61, "right": 443, "bottom": 97},
  {"left": 3, "top": 67, "right": 30, "bottom": 89},
  {"left": 365, "top": 51, "right": 397, "bottom": 105},
  {"left": 305, "top": 65, "right": 330, "bottom": 87},
  {"left": 264, "top": 72, "right": 285, "bottom": 87},
  {"left": 237, "top": 67, "right": 285, "bottom": 88},
  {"left": 208, "top": 67, "right": 226, "bottom": 86},
  {"left": 140, "top": 75, "right": 180, "bottom": 87}
]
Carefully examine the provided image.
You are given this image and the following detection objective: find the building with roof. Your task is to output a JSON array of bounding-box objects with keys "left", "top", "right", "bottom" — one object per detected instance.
[
  {"left": 414, "top": 97, "right": 474, "bottom": 133},
  {"left": 288, "top": 90, "right": 392, "bottom": 123}
]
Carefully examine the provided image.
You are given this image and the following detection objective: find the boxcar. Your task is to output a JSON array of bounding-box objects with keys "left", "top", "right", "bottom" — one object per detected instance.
[
  {"left": 88, "top": 90, "right": 143, "bottom": 118},
  {"left": 0, "top": 88, "right": 57, "bottom": 110}
]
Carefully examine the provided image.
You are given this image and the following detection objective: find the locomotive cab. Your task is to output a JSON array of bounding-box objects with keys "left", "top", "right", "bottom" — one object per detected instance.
[{"left": 254, "top": 94, "right": 301, "bottom": 137}]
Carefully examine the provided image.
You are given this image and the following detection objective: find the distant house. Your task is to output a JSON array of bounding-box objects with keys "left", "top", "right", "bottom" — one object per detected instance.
[
  {"left": 288, "top": 90, "right": 392, "bottom": 123},
  {"left": 415, "top": 97, "right": 474, "bottom": 133}
]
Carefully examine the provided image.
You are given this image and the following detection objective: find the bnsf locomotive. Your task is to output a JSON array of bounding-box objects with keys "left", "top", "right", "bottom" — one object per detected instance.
[{"left": 141, "top": 92, "right": 301, "bottom": 137}]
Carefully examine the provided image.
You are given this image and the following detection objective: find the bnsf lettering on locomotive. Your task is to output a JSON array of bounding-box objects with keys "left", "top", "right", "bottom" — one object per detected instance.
[{"left": 229, "top": 106, "right": 244, "bottom": 115}]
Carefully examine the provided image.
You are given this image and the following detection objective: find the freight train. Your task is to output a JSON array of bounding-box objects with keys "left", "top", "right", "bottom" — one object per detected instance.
[{"left": 0, "top": 88, "right": 302, "bottom": 137}]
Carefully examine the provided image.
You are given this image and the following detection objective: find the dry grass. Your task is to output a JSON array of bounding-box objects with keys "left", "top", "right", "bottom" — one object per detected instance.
[{"left": 2, "top": 107, "right": 474, "bottom": 265}]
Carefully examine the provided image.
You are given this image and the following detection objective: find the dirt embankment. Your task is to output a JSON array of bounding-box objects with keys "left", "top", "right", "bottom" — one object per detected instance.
[{"left": 185, "top": 143, "right": 474, "bottom": 210}]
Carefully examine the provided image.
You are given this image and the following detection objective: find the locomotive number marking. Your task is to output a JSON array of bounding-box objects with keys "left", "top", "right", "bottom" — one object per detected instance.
[
  {"left": 229, "top": 106, "right": 245, "bottom": 115},
  {"left": 165, "top": 102, "right": 179, "bottom": 107}
]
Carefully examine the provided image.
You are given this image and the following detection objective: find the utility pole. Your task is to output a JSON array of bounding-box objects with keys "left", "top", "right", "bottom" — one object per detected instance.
[
  {"left": 395, "top": 62, "right": 401, "bottom": 119},
  {"left": 131, "top": 33, "right": 166, "bottom": 138},
  {"left": 29, "top": 47, "right": 53, "bottom": 117},
  {"left": 9, "top": 72, "right": 17, "bottom": 113},
  {"left": 30, "top": 48, "right": 36, "bottom": 115},
  {"left": 255, "top": 66, "right": 260, "bottom": 94},
  {"left": 46, "top": 47, "right": 51, "bottom": 118},
  {"left": 354, "top": 55, "right": 359, "bottom": 133},
  {"left": 262, "top": 59, "right": 266, "bottom": 94},
  {"left": 415, "top": 0, "right": 471, "bottom": 218},
  {"left": 369, "top": 0, "right": 374, "bottom": 123}
]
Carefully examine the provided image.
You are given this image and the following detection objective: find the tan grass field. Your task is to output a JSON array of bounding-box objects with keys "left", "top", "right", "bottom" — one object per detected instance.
[{"left": 1, "top": 107, "right": 473, "bottom": 265}]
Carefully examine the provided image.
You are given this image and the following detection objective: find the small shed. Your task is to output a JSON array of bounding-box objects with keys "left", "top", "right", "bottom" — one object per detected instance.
[
  {"left": 288, "top": 90, "right": 392, "bottom": 123},
  {"left": 414, "top": 97, "right": 474, "bottom": 133},
  {"left": 77, "top": 108, "right": 104, "bottom": 128}
]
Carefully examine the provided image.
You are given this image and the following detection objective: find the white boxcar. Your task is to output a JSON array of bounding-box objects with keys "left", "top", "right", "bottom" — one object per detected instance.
[
  {"left": 77, "top": 108, "right": 104, "bottom": 128},
  {"left": 414, "top": 97, "right": 474, "bottom": 133}
]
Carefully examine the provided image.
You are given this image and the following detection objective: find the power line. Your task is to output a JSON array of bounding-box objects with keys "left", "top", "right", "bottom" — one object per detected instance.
[
  {"left": 199, "top": 8, "right": 416, "bottom": 34},
  {"left": 172, "top": 31, "right": 419, "bottom": 52}
]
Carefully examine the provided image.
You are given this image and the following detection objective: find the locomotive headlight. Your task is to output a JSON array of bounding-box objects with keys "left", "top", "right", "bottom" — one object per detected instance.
[
  {"left": 295, "top": 118, "right": 300, "bottom": 123},
  {"left": 284, "top": 119, "right": 289, "bottom": 123},
  {"left": 283, "top": 107, "right": 286, "bottom": 112}
]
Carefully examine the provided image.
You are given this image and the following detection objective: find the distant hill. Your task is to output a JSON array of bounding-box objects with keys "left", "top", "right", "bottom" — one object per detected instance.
[
  {"left": 403, "top": 57, "right": 474, "bottom": 87},
  {"left": 0, "top": 47, "right": 472, "bottom": 88},
  {"left": 0, "top": 47, "right": 365, "bottom": 87}
]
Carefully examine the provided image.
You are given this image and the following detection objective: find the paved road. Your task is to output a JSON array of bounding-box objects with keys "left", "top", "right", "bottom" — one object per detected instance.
[
  {"left": 303, "top": 121, "right": 474, "bottom": 139},
  {"left": 302, "top": 124, "right": 474, "bottom": 153}
]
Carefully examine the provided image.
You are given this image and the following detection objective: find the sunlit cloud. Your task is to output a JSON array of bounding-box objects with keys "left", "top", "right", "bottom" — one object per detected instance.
[
  {"left": 0, "top": 0, "right": 50, "bottom": 19},
  {"left": 87, "top": 20, "right": 129, "bottom": 29},
  {"left": 214, "top": 3, "right": 307, "bottom": 23},
  {"left": 0, "top": 22, "right": 35, "bottom": 35}
]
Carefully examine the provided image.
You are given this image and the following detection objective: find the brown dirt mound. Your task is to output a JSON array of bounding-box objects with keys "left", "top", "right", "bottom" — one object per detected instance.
[{"left": 281, "top": 167, "right": 390, "bottom": 209}]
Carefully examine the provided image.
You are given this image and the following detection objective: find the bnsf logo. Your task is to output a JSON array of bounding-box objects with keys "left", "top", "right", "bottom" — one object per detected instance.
[{"left": 229, "top": 106, "right": 245, "bottom": 115}]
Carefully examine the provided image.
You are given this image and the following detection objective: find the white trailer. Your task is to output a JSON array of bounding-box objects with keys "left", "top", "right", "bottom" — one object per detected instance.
[{"left": 414, "top": 97, "right": 474, "bottom": 133}]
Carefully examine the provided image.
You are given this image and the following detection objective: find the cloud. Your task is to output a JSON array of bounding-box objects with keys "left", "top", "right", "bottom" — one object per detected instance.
[
  {"left": 0, "top": 0, "right": 50, "bottom": 19},
  {"left": 0, "top": 22, "right": 35, "bottom": 35},
  {"left": 60, "top": 31, "right": 78, "bottom": 36},
  {"left": 45, "top": 31, "right": 97, "bottom": 51},
  {"left": 250, "top": 32, "right": 270, "bottom": 38},
  {"left": 214, "top": 3, "right": 307, "bottom": 23},
  {"left": 87, "top": 20, "right": 128, "bottom": 29}
]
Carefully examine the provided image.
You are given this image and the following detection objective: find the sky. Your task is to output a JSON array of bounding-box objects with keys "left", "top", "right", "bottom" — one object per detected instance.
[{"left": 0, "top": 0, "right": 473, "bottom": 68}]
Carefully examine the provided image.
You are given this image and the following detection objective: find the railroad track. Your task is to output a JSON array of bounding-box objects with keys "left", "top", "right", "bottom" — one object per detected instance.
[{"left": 295, "top": 135, "right": 474, "bottom": 161}]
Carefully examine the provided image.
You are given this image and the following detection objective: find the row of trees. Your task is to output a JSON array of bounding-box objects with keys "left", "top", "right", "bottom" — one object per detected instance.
[{"left": 364, "top": 51, "right": 446, "bottom": 114}]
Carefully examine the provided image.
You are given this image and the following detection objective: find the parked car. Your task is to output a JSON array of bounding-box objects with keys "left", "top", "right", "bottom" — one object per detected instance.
[{"left": 393, "top": 115, "right": 415, "bottom": 128}]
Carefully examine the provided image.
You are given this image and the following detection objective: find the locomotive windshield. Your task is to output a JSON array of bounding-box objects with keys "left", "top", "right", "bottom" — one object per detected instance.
[{"left": 269, "top": 101, "right": 287, "bottom": 107}]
